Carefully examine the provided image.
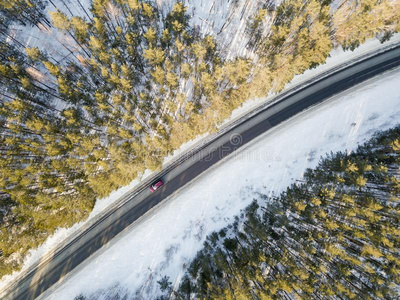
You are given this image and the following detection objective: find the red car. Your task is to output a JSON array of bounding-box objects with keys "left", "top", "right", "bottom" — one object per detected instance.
[{"left": 150, "top": 179, "right": 164, "bottom": 192}]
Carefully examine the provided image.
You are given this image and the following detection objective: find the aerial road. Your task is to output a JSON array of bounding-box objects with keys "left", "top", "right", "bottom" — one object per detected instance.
[{"left": 2, "top": 43, "right": 400, "bottom": 299}]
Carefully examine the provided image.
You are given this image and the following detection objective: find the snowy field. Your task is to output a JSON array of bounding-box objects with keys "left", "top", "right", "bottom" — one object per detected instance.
[{"left": 43, "top": 66, "right": 400, "bottom": 299}]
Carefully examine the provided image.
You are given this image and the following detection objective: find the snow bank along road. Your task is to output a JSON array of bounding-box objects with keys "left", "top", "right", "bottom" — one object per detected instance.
[{"left": 2, "top": 44, "right": 400, "bottom": 300}]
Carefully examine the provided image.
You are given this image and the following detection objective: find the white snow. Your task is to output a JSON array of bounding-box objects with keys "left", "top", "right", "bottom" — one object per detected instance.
[
  {"left": 159, "top": 0, "right": 269, "bottom": 60},
  {"left": 44, "top": 67, "right": 400, "bottom": 299}
]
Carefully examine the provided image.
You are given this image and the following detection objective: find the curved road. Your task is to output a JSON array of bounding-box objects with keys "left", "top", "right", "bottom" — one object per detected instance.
[{"left": 2, "top": 44, "right": 400, "bottom": 300}]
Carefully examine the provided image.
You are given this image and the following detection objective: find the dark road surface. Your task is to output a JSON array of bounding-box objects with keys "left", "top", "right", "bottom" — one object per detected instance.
[{"left": 2, "top": 44, "right": 400, "bottom": 300}]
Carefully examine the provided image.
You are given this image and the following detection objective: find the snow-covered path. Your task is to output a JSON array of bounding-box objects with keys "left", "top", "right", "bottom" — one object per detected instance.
[{"left": 44, "top": 67, "right": 400, "bottom": 299}]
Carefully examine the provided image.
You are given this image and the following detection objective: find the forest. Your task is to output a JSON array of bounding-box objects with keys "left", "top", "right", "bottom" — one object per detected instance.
[
  {"left": 157, "top": 126, "right": 400, "bottom": 299},
  {"left": 0, "top": 0, "right": 400, "bottom": 278}
]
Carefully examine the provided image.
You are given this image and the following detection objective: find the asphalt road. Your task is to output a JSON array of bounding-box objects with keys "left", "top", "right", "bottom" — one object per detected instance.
[{"left": 2, "top": 44, "right": 400, "bottom": 300}]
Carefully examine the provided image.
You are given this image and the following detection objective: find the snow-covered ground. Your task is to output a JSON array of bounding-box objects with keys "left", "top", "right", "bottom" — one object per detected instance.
[
  {"left": 43, "top": 66, "right": 400, "bottom": 299},
  {"left": 159, "top": 0, "right": 263, "bottom": 59},
  {"left": 2, "top": 32, "right": 400, "bottom": 296},
  {"left": 2, "top": 0, "right": 399, "bottom": 291}
]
